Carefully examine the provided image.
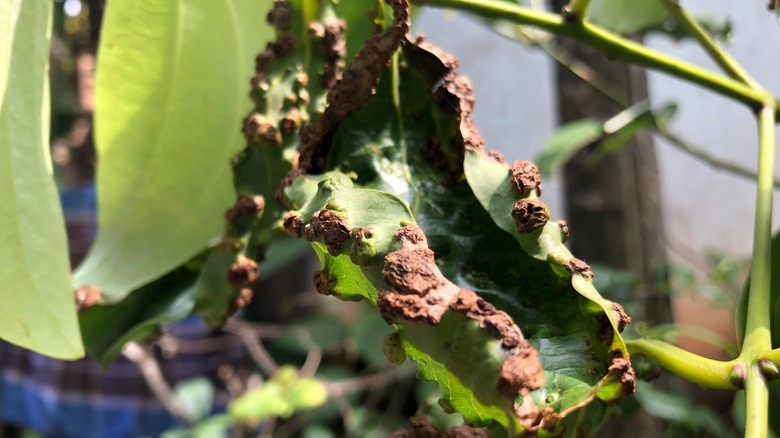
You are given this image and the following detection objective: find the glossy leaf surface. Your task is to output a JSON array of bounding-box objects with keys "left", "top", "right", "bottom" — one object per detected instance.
[
  {"left": 74, "top": 0, "right": 272, "bottom": 301},
  {"left": 0, "top": 0, "right": 83, "bottom": 358}
]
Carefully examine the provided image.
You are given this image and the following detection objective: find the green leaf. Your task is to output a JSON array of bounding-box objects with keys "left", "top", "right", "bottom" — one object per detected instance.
[
  {"left": 0, "top": 0, "right": 83, "bottom": 359},
  {"left": 535, "top": 118, "right": 604, "bottom": 176},
  {"left": 73, "top": 0, "right": 273, "bottom": 301},
  {"left": 587, "top": 0, "right": 668, "bottom": 34},
  {"left": 229, "top": 366, "right": 328, "bottom": 422},
  {"left": 79, "top": 267, "right": 197, "bottom": 365},
  {"left": 174, "top": 378, "right": 215, "bottom": 422}
]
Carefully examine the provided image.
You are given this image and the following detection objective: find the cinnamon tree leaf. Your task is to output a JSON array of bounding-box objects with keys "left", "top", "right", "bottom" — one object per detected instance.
[
  {"left": 0, "top": 0, "right": 83, "bottom": 359},
  {"left": 73, "top": 0, "right": 272, "bottom": 301}
]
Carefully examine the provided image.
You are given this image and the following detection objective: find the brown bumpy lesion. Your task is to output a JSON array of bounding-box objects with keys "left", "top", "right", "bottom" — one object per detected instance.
[
  {"left": 302, "top": 209, "right": 352, "bottom": 256},
  {"left": 508, "top": 160, "right": 542, "bottom": 195},
  {"left": 512, "top": 199, "right": 550, "bottom": 234},
  {"left": 296, "top": 0, "right": 411, "bottom": 173},
  {"left": 378, "top": 225, "right": 546, "bottom": 429}
]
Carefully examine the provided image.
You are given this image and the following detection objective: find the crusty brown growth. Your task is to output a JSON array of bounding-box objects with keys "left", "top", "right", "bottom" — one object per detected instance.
[
  {"left": 378, "top": 225, "right": 545, "bottom": 427},
  {"left": 275, "top": 168, "right": 304, "bottom": 208},
  {"left": 243, "top": 113, "right": 281, "bottom": 145},
  {"left": 388, "top": 415, "right": 490, "bottom": 438},
  {"left": 509, "top": 160, "right": 541, "bottom": 194},
  {"left": 75, "top": 286, "right": 102, "bottom": 311},
  {"left": 282, "top": 211, "right": 303, "bottom": 238},
  {"left": 225, "top": 195, "right": 265, "bottom": 222},
  {"left": 228, "top": 288, "right": 255, "bottom": 316},
  {"left": 383, "top": 248, "right": 445, "bottom": 297},
  {"left": 613, "top": 302, "right": 631, "bottom": 332},
  {"left": 487, "top": 150, "right": 506, "bottom": 165},
  {"left": 310, "top": 20, "right": 347, "bottom": 88},
  {"left": 304, "top": 209, "right": 351, "bottom": 255},
  {"left": 564, "top": 257, "right": 593, "bottom": 278},
  {"left": 313, "top": 270, "right": 334, "bottom": 296},
  {"left": 517, "top": 395, "right": 557, "bottom": 434},
  {"left": 266, "top": 0, "right": 291, "bottom": 31},
  {"left": 605, "top": 357, "right": 636, "bottom": 403},
  {"left": 272, "top": 34, "right": 297, "bottom": 57},
  {"left": 279, "top": 109, "right": 301, "bottom": 135},
  {"left": 558, "top": 220, "right": 570, "bottom": 242},
  {"left": 512, "top": 199, "right": 549, "bottom": 233},
  {"left": 352, "top": 227, "right": 373, "bottom": 246},
  {"left": 227, "top": 257, "right": 259, "bottom": 286},
  {"left": 298, "top": 0, "right": 410, "bottom": 172}
]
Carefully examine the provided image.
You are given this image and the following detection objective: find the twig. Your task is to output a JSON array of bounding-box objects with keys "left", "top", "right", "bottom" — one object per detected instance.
[
  {"left": 324, "top": 364, "right": 417, "bottom": 397},
  {"left": 224, "top": 324, "right": 279, "bottom": 376},
  {"left": 295, "top": 328, "right": 322, "bottom": 378},
  {"left": 122, "top": 342, "right": 191, "bottom": 423},
  {"left": 657, "top": 0, "right": 758, "bottom": 89}
]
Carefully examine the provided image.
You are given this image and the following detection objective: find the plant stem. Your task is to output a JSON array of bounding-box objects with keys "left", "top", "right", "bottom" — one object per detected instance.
[
  {"left": 656, "top": 0, "right": 758, "bottom": 89},
  {"left": 564, "top": 0, "right": 591, "bottom": 20},
  {"left": 740, "top": 104, "right": 776, "bottom": 438},
  {"left": 625, "top": 339, "right": 737, "bottom": 389},
  {"left": 412, "top": 0, "right": 778, "bottom": 113}
]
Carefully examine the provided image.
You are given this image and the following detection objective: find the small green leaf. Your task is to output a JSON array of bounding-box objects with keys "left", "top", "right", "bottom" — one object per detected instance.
[
  {"left": 174, "top": 378, "right": 215, "bottom": 422},
  {"left": 536, "top": 118, "right": 604, "bottom": 176},
  {"left": 74, "top": 0, "right": 273, "bottom": 301},
  {"left": 229, "top": 366, "right": 328, "bottom": 422},
  {"left": 587, "top": 0, "right": 668, "bottom": 34},
  {"left": 0, "top": 0, "right": 83, "bottom": 359}
]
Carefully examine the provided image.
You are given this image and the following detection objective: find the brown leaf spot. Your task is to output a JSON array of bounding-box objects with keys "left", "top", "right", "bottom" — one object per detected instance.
[
  {"left": 297, "top": 0, "right": 410, "bottom": 173},
  {"left": 508, "top": 160, "right": 541, "bottom": 194},
  {"left": 227, "top": 257, "right": 259, "bottom": 286},
  {"left": 395, "top": 225, "right": 427, "bottom": 248},
  {"left": 383, "top": 248, "right": 445, "bottom": 296},
  {"left": 388, "top": 415, "right": 490, "bottom": 438},
  {"left": 275, "top": 168, "right": 304, "bottom": 208},
  {"left": 271, "top": 34, "right": 297, "bottom": 57},
  {"left": 266, "top": 0, "right": 291, "bottom": 31},
  {"left": 255, "top": 49, "right": 274, "bottom": 75},
  {"left": 606, "top": 357, "right": 636, "bottom": 402},
  {"left": 306, "top": 209, "right": 351, "bottom": 255},
  {"left": 75, "top": 286, "right": 101, "bottom": 311},
  {"left": 310, "top": 21, "right": 347, "bottom": 88},
  {"left": 512, "top": 199, "right": 549, "bottom": 233},
  {"left": 279, "top": 109, "right": 301, "bottom": 135},
  {"left": 487, "top": 150, "right": 506, "bottom": 165},
  {"left": 225, "top": 195, "right": 265, "bottom": 222},
  {"left": 228, "top": 288, "right": 254, "bottom": 315},
  {"left": 282, "top": 211, "right": 303, "bottom": 238},
  {"left": 313, "top": 270, "right": 334, "bottom": 296},
  {"left": 613, "top": 302, "right": 631, "bottom": 332},
  {"left": 243, "top": 113, "right": 281, "bottom": 145},
  {"left": 564, "top": 257, "right": 593, "bottom": 278},
  {"left": 558, "top": 220, "right": 570, "bottom": 242}
]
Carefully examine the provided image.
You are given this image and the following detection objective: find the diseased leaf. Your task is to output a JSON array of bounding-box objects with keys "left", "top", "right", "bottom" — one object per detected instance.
[
  {"left": 587, "top": 0, "right": 668, "bottom": 34},
  {"left": 0, "top": 0, "right": 83, "bottom": 359},
  {"left": 73, "top": 0, "right": 272, "bottom": 301},
  {"left": 276, "top": 8, "right": 634, "bottom": 432}
]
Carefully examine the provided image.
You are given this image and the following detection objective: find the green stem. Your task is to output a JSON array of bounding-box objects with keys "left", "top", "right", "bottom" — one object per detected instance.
[
  {"left": 625, "top": 339, "right": 737, "bottom": 389},
  {"left": 564, "top": 0, "right": 591, "bottom": 20},
  {"left": 656, "top": 0, "right": 758, "bottom": 89},
  {"left": 761, "top": 348, "right": 780, "bottom": 365},
  {"left": 740, "top": 104, "right": 776, "bottom": 438},
  {"left": 412, "top": 0, "right": 778, "bottom": 113}
]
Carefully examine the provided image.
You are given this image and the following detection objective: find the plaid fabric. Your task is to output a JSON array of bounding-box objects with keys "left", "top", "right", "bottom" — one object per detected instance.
[
  {"left": 0, "top": 184, "right": 249, "bottom": 437},
  {"left": 0, "top": 321, "right": 247, "bottom": 438}
]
